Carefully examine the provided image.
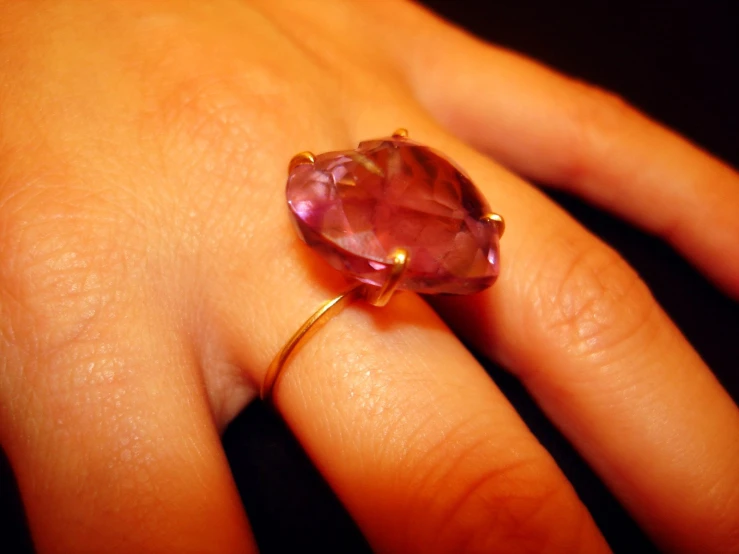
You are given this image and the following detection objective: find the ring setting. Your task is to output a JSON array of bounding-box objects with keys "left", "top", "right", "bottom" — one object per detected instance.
[{"left": 261, "top": 129, "right": 504, "bottom": 401}]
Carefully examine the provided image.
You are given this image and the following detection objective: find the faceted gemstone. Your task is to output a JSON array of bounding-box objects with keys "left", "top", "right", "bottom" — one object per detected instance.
[{"left": 286, "top": 137, "right": 500, "bottom": 294}]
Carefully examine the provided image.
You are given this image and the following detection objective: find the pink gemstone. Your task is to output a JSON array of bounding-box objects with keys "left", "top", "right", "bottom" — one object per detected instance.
[{"left": 286, "top": 137, "right": 500, "bottom": 294}]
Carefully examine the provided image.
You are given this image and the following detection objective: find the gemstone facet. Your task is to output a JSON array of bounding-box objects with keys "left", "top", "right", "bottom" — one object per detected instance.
[{"left": 286, "top": 137, "right": 500, "bottom": 294}]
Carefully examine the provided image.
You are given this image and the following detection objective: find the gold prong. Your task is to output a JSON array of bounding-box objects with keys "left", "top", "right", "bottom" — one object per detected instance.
[
  {"left": 482, "top": 213, "right": 505, "bottom": 237},
  {"left": 366, "top": 248, "right": 409, "bottom": 307},
  {"left": 288, "top": 151, "right": 316, "bottom": 173},
  {"left": 392, "top": 128, "right": 409, "bottom": 138}
]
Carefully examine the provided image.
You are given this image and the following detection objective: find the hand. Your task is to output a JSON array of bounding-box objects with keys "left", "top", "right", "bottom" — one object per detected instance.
[{"left": 1, "top": 1, "right": 737, "bottom": 553}]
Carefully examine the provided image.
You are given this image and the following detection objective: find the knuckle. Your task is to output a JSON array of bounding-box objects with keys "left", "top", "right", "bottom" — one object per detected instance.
[
  {"left": 437, "top": 462, "right": 558, "bottom": 552},
  {"left": 528, "top": 234, "right": 656, "bottom": 361},
  {"left": 404, "top": 419, "right": 587, "bottom": 552},
  {"left": 150, "top": 65, "right": 292, "bottom": 155},
  {"left": 0, "top": 182, "right": 129, "bottom": 362},
  {"left": 132, "top": 29, "right": 325, "bottom": 244},
  {"left": 559, "top": 81, "right": 635, "bottom": 183},
  {"left": 135, "top": 20, "right": 320, "bottom": 163}
]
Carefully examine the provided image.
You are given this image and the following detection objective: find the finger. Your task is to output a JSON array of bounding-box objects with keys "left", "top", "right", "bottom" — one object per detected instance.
[
  {"left": 216, "top": 280, "right": 610, "bottom": 553},
  {"left": 195, "top": 123, "right": 610, "bottom": 552},
  {"left": 0, "top": 257, "right": 255, "bottom": 553},
  {"left": 370, "top": 0, "right": 739, "bottom": 298}
]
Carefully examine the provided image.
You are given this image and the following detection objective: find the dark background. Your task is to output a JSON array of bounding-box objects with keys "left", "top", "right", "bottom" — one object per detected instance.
[{"left": 1, "top": 1, "right": 737, "bottom": 552}]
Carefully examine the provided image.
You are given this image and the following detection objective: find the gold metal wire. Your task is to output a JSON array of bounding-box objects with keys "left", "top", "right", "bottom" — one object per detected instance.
[
  {"left": 260, "top": 284, "right": 362, "bottom": 401},
  {"left": 260, "top": 249, "right": 410, "bottom": 402}
]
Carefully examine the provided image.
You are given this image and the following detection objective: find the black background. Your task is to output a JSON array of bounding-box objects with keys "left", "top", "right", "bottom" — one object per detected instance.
[{"left": 1, "top": 1, "right": 737, "bottom": 552}]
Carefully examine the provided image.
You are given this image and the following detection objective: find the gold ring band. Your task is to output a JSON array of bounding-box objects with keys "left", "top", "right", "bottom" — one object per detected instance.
[
  {"left": 260, "top": 249, "right": 410, "bottom": 402},
  {"left": 260, "top": 285, "right": 362, "bottom": 402}
]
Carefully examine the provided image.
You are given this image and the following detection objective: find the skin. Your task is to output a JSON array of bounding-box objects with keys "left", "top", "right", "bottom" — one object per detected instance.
[{"left": 0, "top": 0, "right": 738, "bottom": 552}]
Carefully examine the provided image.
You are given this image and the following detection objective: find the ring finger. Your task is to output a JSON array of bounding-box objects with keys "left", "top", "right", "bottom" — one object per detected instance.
[{"left": 206, "top": 124, "right": 610, "bottom": 552}]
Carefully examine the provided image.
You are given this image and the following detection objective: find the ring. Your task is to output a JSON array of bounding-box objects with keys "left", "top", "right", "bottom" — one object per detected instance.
[{"left": 260, "top": 128, "right": 505, "bottom": 401}]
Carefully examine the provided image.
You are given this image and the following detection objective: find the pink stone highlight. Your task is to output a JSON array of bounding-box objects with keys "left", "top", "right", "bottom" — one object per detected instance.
[{"left": 286, "top": 137, "right": 500, "bottom": 294}]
